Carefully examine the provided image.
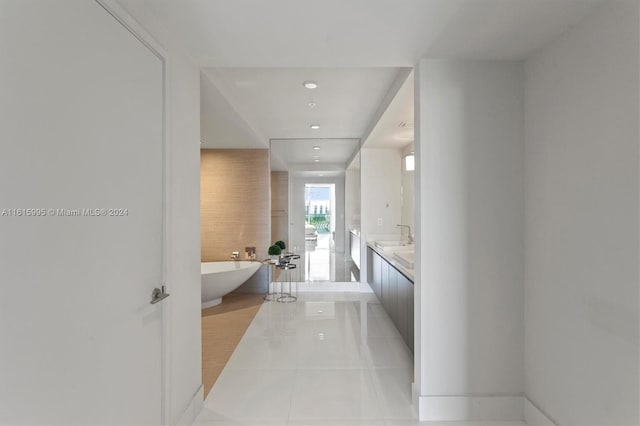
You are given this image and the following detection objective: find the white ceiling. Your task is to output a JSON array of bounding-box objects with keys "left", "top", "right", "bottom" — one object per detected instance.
[
  {"left": 200, "top": 67, "right": 402, "bottom": 167},
  {"left": 363, "top": 71, "right": 414, "bottom": 149},
  {"left": 118, "top": 0, "right": 606, "bottom": 66},
  {"left": 203, "top": 67, "right": 401, "bottom": 142},
  {"left": 118, "top": 0, "right": 607, "bottom": 170},
  {"left": 270, "top": 138, "right": 360, "bottom": 172}
]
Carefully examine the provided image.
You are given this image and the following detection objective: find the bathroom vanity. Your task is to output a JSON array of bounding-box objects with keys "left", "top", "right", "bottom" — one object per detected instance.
[{"left": 367, "top": 244, "right": 414, "bottom": 352}]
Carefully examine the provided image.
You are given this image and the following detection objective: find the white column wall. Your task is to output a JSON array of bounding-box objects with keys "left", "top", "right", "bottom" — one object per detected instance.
[
  {"left": 414, "top": 59, "right": 525, "bottom": 421},
  {"left": 165, "top": 49, "right": 203, "bottom": 426}
]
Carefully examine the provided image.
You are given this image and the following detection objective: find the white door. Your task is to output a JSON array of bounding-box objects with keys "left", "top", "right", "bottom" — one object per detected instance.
[{"left": 0, "top": 1, "right": 165, "bottom": 423}]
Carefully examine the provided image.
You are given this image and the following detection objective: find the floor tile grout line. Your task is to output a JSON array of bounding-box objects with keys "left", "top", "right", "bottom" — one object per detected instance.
[{"left": 285, "top": 368, "right": 298, "bottom": 424}]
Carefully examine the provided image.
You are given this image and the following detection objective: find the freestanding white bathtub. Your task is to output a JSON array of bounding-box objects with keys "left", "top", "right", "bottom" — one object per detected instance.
[{"left": 201, "top": 261, "right": 262, "bottom": 309}]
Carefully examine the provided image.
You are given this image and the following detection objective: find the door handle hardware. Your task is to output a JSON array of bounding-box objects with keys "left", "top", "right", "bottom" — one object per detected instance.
[{"left": 150, "top": 286, "right": 170, "bottom": 304}]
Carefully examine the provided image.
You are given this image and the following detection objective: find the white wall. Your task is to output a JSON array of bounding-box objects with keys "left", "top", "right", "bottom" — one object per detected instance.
[
  {"left": 524, "top": 2, "right": 639, "bottom": 424},
  {"left": 414, "top": 59, "right": 525, "bottom": 421},
  {"left": 360, "top": 147, "right": 403, "bottom": 283},
  {"left": 166, "top": 49, "right": 203, "bottom": 425},
  {"left": 361, "top": 148, "right": 403, "bottom": 237},
  {"left": 0, "top": 1, "right": 197, "bottom": 423},
  {"left": 94, "top": 2, "right": 205, "bottom": 424},
  {"left": 200, "top": 73, "right": 265, "bottom": 149}
]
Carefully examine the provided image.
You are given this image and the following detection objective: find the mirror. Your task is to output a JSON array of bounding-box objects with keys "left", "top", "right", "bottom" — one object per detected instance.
[
  {"left": 400, "top": 143, "right": 415, "bottom": 232},
  {"left": 346, "top": 152, "right": 361, "bottom": 272},
  {"left": 269, "top": 138, "right": 360, "bottom": 282}
]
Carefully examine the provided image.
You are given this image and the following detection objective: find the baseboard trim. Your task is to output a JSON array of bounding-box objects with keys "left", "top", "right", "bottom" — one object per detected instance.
[
  {"left": 524, "top": 397, "right": 556, "bottom": 425},
  {"left": 416, "top": 394, "right": 524, "bottom": 422},
  {"left": 175, "top": 384, "right": 203, "bottom": 425},
  {"left": 411, "top": 382, "right": 420, "bottom": 418}
]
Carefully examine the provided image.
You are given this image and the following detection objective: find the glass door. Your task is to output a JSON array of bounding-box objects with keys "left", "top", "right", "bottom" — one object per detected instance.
[{"left": 304, "top": 184, "right": 335, "bottom": 281}]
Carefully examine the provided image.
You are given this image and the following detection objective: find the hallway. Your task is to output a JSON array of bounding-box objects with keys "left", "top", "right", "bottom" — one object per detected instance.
[
  {"left": 2, "top": 2, "right": 638, "bottom": 425},
  {"left": 196, "top": 289, "right": 524, "bottom": 425},
  {"left": 195, "top": 291, "right": 416, "bottom": 425}
]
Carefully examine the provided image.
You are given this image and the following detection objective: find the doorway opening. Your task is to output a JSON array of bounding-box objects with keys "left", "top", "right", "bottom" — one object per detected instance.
[{"left": 304, "top": 183, "right": 335, "bottom": 281}]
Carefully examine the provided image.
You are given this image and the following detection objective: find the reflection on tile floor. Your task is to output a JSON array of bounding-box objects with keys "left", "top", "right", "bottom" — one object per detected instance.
[
  {"left": 304, "top": 234, "right": 359, "bottom": 283},
  {"left": 194, "top": 291, "right": 416, "bottom": 425}
]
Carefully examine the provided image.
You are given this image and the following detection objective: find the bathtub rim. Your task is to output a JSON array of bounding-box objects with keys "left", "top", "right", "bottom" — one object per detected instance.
[{"left": 200, "top": 260, "right": 263, "bottom": 309}]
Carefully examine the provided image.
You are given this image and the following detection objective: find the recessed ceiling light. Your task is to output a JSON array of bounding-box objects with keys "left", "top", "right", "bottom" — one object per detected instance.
[
  {"left": 314, "top": 159, "right": 320, "bottom": 162},
  {"left": 319, "top": 174, "right": 324, "bottom": 177},
  {"left": 303, "top": 81, "right": 318, "bottom": 89},
  {"left": 308, "top": 102, "right": 317, "bottom": 108},
  {"left": 310, "top": 124, "right": 320, "bottom": 130},
  {"left": 313, "top": 146, "right": 320, "bottom": 150}
]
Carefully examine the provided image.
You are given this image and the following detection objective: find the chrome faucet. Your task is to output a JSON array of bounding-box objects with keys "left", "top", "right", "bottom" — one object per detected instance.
[
  {"left": 245, "top": 246, "right": 256, "bottom": 260},
  {"left": 230, "top": 251, "right": 240, "bottom": 260},
  {"left": 397, "top": 224, "right": 413, "bottom": 244}
]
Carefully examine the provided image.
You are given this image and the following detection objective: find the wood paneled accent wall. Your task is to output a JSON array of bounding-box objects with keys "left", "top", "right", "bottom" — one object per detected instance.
[
  {"left": 270, "top": 171, "right": 288, "bottom": 248},
  {"left": 201, "top": 149, "right": 270, "bottom": 261}
]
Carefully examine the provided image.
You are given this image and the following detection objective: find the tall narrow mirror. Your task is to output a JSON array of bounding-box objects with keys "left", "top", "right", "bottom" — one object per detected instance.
[
  {"left": 346, "top": 152, "right": 361, "bottom": 277},
  {"left": 270, "top": 138, "right": 360, "bottom": 283}
]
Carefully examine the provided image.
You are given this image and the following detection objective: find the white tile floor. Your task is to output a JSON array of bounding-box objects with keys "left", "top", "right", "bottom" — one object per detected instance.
[
  {"left": 194, "top": 290, "right": 526, "bottom": 426},
  {"left": 194, "top": 291, "right": 417, "bottom": 426},
  {"left": 304, "top": 234, "right": 359, "bottom": 282}
]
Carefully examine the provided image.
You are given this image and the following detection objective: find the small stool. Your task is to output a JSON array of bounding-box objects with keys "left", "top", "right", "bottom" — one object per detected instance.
[
  {"left": 276, "top": 261, "right": 297, "bottom": 303},
  {"left": 282, "top": 253, "right": 301, "bottom": 284},
  {"left": 263, "top": 259, "right": 280, "bottom": 301}
]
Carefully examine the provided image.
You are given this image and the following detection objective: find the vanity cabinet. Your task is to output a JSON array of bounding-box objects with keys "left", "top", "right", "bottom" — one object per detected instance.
[
  {"left": 367, "top": 247, "right": 414, "bottom": 352},
  {"left": 381, "top": 259, "right": 389, "bottom": 309},
  {"left": 407, "top": 278, "right": 414, "bottom": 352},
  {"left": 370, "top": 248, "right": 382, "bottom": 299},
  {"left": 385, "top": 267, "right": 397, "bottom": 327}
]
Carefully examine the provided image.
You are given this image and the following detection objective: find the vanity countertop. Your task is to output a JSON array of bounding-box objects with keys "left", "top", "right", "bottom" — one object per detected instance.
[{"left": 367, "top": 241, "right": 414, "bottom": 282}]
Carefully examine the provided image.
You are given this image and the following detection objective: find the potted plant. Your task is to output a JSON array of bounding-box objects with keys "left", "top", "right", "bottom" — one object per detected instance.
[
  {"left": 268, "top": 244, "right": 282, "bottom": 261},
  {"left": 274, "top": 240, "right": 286, "bottom": 252}
]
